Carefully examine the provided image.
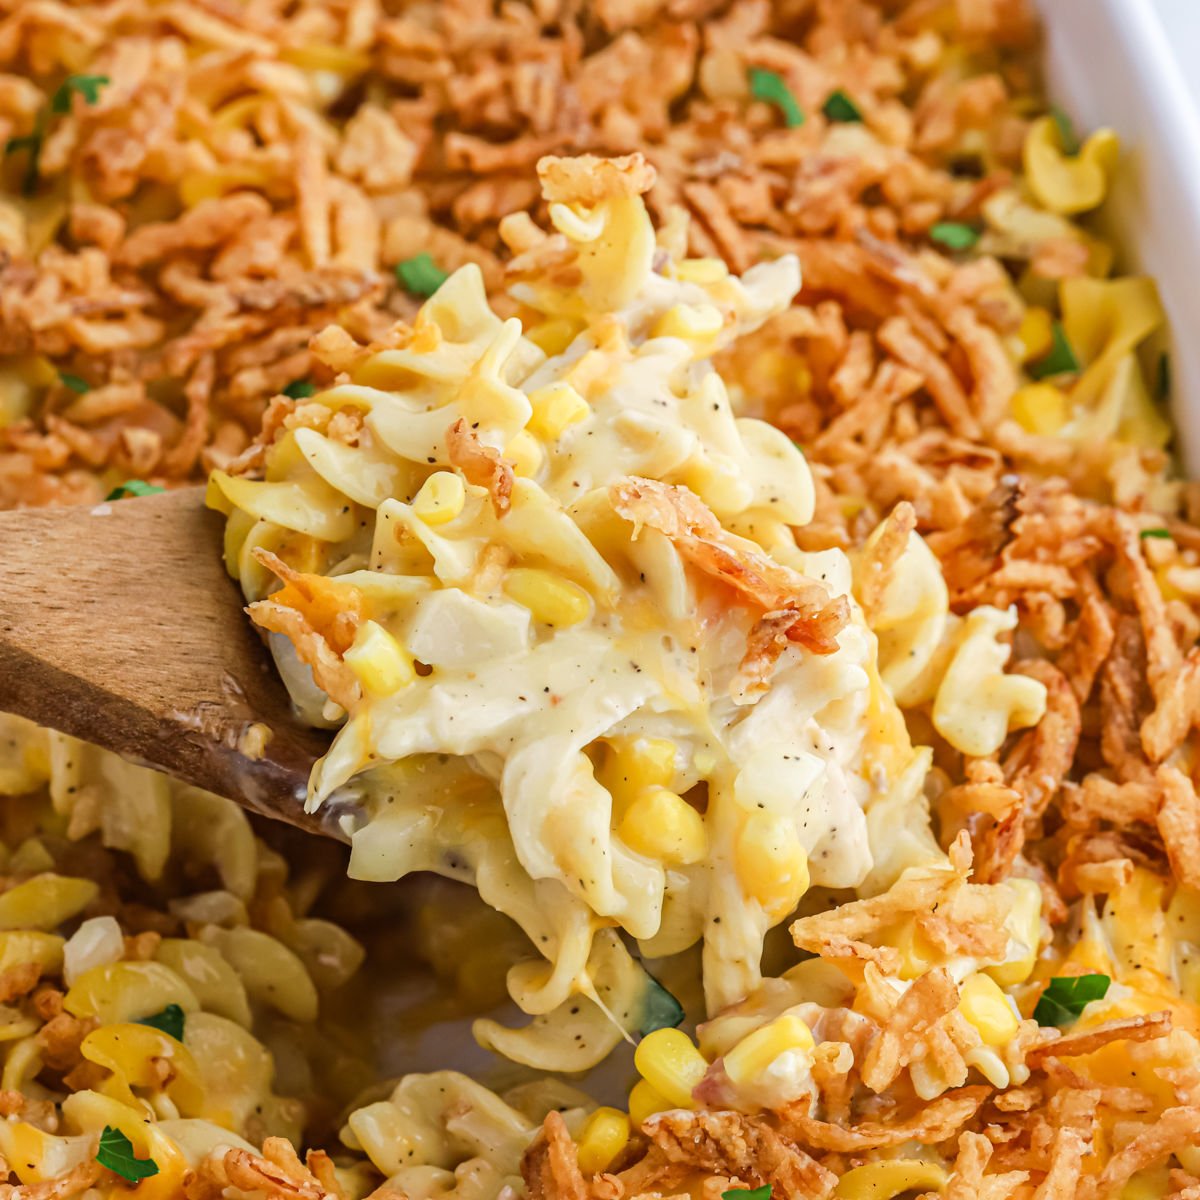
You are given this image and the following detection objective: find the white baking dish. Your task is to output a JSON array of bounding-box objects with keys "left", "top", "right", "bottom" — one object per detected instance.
[{"left": 1041, "top": 0, "right": 1200, "bottom": 469}]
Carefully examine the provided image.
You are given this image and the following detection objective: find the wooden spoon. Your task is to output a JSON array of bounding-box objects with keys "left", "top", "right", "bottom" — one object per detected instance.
[{"left": 0, "top": 487, "right": 345, "bottom": 840}]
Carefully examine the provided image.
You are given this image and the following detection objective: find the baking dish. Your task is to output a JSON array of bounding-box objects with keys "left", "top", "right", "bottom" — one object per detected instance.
[{"left": 1042, "top": 0, "right": 1200, "bottom": 469}]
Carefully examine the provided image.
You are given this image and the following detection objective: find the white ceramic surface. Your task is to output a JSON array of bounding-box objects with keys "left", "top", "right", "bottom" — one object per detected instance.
[{"left": 1041, "top": 0, "right": 1200, "bottom": 469}]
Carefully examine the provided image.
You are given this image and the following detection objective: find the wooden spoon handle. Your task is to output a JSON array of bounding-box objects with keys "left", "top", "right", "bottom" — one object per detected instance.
[{"left": 0, "top": 488, "right": 340, "bottom": 840}]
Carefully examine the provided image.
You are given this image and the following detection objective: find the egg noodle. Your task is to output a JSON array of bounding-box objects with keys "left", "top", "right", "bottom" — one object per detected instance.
[{"left": 6, "top": 2, "right": 1200, "bottom": 1199}]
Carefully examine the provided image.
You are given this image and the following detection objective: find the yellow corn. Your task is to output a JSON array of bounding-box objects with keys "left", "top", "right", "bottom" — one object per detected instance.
[
  {"left": 673, "top": 258, "right": 729, "bottom": 285},
  {"left": 618, "top": 788, "right": 707, "bottom": 865},
  {"left": 576, "top": 1107, "right": 630, "bottom": 1175},
  {"left": 1120, "top": 1167, "right": 1170, "bottom": 1200},
  {"left": 633, "top": 1028, "right": 707, "bottom": 1109},
  {"left": 413, "top": 471, "right": 465, "bottom": 526},
  {"left": 986, "top": 878, "right": 1043, "bottom": 986},
  {"left": 892, "top": 918, "right": 942, "bottom": 981},
  {"left": 735, "top": 813, "right": 810, "bottom": 920},
  {"left": 1011, "top": 383, "right": 1069, "bottom": 435},
  {"left": 958, "top": 973, "right": 1019, "bottom": 1047},
  {"left": 525, "top": 318, "right": 581, "bottom": 357},
  {"left": 723, "top": 1015, "right": 815, "bottom": 1087},
  {"left": 835, "top": 1160, "right": 948, "bottom": 1199},
  {"left": 599, "top": 737, "right": 677, "bottom": 806},
  {"left": 505, "top": 431, "right": 544, "bottom": 478},
  {"left": 0, "top": 932, "right": 63, "bottom": 976},
  {"left": 1017, "top": 306, "right": 1054, "bottom": 362},
  {"left": 528, "top": 383, "right": 590, "bottom": 441},
  {"left": 344, "top": 621, "right": 415, "bottom": 698},
  {"left": 503, "top": 568, "right": 591, "bottom": 628},
  {"left": 627, "top": 1079, "right": 671, "bottom": 1128},
  {"left": 652, "top": 303, "right": 724, "bottom": 342},
  {"left": 0, "top": 875, "right": 98, "bottom": 932}
]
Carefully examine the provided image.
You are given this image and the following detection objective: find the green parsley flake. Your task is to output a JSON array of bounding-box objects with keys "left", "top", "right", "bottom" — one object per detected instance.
[
  {"left": 821, "top": 90, "right": 862, "bottom": 123},
  {"left": 59, "top": 371, "right": 89, "bottom": 395},
  {"left": 96, "top": 1127, "right": 159, "bottom": 1182},
  {"left": 5, "top": 120, "right": 45, "bottom": 197},
  {"left": 722, "top": 1187, "right": 771, "bottom": 1200},
  {"left": 1158, "top": 351, "right": 1171, "bottom": 401},
  {"left": 1033, "top": 974, "right": 1110, "bottom": 1027},
  {"left": 1050, "top": 104, "right": 1081, "bottom": 156},
  {"left": 929, "top": 221, "right": 981, "bottom": 252},
  {"left": 395, "top": 253, "right": 449, "bottom": 298},
  {"left": 138, "top": 1003, "right": 185, "bottom": 1042},
  {"left": 1140, "top": 528, "right": 1172, "bottom": 540},
  {"left": 52, "top": 74, "right": 111, "bottom": 114},
  {"left": 639, "top": 972, "right": 685, "bottom": 1036},
  {"left": 283, "top": 379, "right": 317, "bottom": 400},
  {"left": 105, "top": 480, "right": 165, "bottom": 501},
  {"left": 1028, "top": 321, "right": 1080, "bottom": 380},
  {"left": 748, "top": 67, "right": 804, "bottom": 129}
]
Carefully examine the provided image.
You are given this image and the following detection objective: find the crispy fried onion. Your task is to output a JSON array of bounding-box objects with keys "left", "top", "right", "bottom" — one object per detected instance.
[
  {"left": 537, "top": 152, "right": 656, "bottom": 206},
  {"left": 609, "top": 476, "right": 848, "bottom": 697},
  {"left": 446, "top": 417, "right": 514, "bottom": 517},
  {"left": 782, "top": 1086, "right": 991, "bottom": 1152},
  {"left": 247, "top": 549, "right": 364, "bottom": 711},
  {"left": 634, "top": 1109, "right": 835, "bottom": 1200},
  {"left": 1025, "top": 1011, "right": 1173, "bottom": 1065},
  {"left": 791, "top": 833, "right": 1010, "bottom": 966},
  {"left": 523, "top": 1112, "right": 590, "bottom": 1200}
]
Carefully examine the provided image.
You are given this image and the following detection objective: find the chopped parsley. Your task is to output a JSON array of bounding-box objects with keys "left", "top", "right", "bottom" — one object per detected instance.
[
  {"left": 748, "top": 67, "right": 804, "bottom": 129},
  {"left": 929, "top": 221, "right": 981, "bottom": 252},
  {"left": 59, "top": 371, "right": 90, "bottom": 395},
  {"left": 1140, "top": 528, "right": 1171, "bottom": 540},
  {"left": 51, "top": 74, "right": 110, "bottom": 114},
  {"left": 283, "top": 378, "right": 317, "bottom": 399},
  {"left": 1028, "top": 321, "right": 1080, "bottom": 380},
  {"left": 395, "top": 253, "right": 449, "bottom": 298},
  {"left": 105, "top": 480, "right": 165, "bottom": 501},
  {"left": 6, "top": 75, "right": 109, "bottom": 196},
  {"left": 639, "top": 972, "right": 685, "bottom": 1035},
  {"left": 96, "top": 1127, "right": 159, "bottom": 1182},
  {"left": 822, "top": 90, "right": 862, "bottom": 123},
  {"left": 138, "top": 1003, "right": 185, "bottom": 1041},
  {"left": 1033, "top": 973, "right": 1110, "bottom": 1027},
  {"left": 722, "top": 1187, "right": 771, "bottom": 1200},
  {"left": 1050, "top": 104, "right": 1081, "bottom": 156},
  {"left": 5, "top": 118, "right": 46, "bottom": 197}
]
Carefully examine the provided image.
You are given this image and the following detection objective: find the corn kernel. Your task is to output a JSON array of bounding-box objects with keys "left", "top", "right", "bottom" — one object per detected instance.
[
  {"left": 891, "top": 918, "right": 942, "bottom": 981},
  {"left": 1156, "top": 564, "right": 1185, "bottom": 603},
  {"left": 597, "top": 734, "right": 676, "bottom": 801},
  {"left": 413, "top": 471, "right": 465, "bottom": 526},
  {"left": 576, "top": 1107, "right": 630, "bottom": 1174},
  {"left": 505, "top": 431, "right": 543, "bottom": 478},
  {"left": 344, "top": 620, "right": 415, "bottom": 697},
  {"left": 834, "top": 1160, "right": 948, "bottom": 1200},
  {"left": 1017, "top": 306, "right": 1054, "bottom": 362},
  {"left": 673, "top": 258, "right": 729, "bottom": 284},
  {"left": 1011, "top": 383, "right": 1069, "bottom": 435},
  {"left": 723, "top": 1015, "right": 815, "bottom": 1086},
  {"left": 503, "top": 568, "right": 591, "bottom": 628},
  {"left": 652, "top": 303, "right": 724, "bottom": 342},
  {"left": 528, "top": 383, "right": 590, "bottom": 441},
  {"left": 627, "top": 1080, "right": 670, "bottom": 1128},
  {"left": 633, "top": 1028, "right": 707, "bottom": 1109},
  {"left": 0, "top": 875, "right": 98, "bottom": 932},
  {"left": 986, "top": 878, "right": 1043, "bottom": 986},
  {"left": 958, "top": 973, "right": 1019, "bottom": 1047},
  {"left": 735, "top": 813, "right": 810, "bottom": 920},
  {"left": 525, "top": 318, "right": 581, "bottom": 357},
  {"left": 618, "top": 788, "right": 707, "bottom": 865}
]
